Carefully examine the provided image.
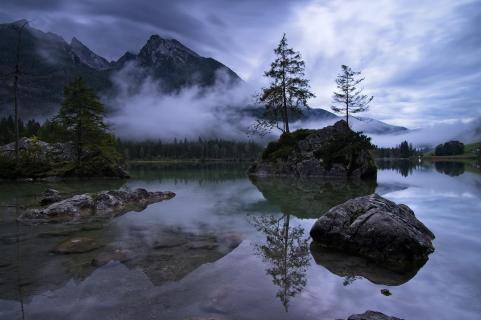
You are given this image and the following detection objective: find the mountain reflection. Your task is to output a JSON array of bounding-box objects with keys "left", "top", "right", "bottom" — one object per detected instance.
[{"left": 250, "top": 213, "right": 310, "bottom": 311}]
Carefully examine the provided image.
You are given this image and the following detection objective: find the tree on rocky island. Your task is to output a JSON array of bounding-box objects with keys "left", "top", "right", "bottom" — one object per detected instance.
[
  {"left": 252, "top": 34, "right": 315, "bottom": 135},
  {"left": 55, "top": 77, "right": 115, "bottom": 164},
  {"left": 331, "top": 65, "right": 373, "bottom": 126}
]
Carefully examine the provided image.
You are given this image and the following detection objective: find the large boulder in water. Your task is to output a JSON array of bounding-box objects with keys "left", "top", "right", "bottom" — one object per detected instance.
[
  {"left": 310, "top": 194, "right": 434, "bottom": 270},
  {"left": 248, "top": 120, "right": 377, "bottom": 180}
]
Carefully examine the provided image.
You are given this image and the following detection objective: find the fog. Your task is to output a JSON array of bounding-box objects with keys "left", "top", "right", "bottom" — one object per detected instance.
[
  {"left": 106, "top": 63, "right": 480, "bottom": 147},
  {"left": 107, "top": 62, "right": 256, "bottom": 141},
  {"left": 368, "top": 118, "right": 481, "bottom": 148}
]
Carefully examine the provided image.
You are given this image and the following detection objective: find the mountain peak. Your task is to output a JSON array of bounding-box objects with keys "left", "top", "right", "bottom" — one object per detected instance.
[
  {"left": 11, "top": 19, "right": 29, "bottom": 27},
  {"left": 140, "top": 34, "right": 199, "bottom": 64},
  {"left": 69, "top": 36, "right": 111, "bottom": 70},
  {"left": 70, "top": 36, "right": 82, "bottom": 46}
]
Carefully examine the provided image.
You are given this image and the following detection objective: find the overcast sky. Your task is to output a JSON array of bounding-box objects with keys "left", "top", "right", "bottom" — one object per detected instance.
[{"left": 1, "top": 0, "right": 481, "bottom": 128}]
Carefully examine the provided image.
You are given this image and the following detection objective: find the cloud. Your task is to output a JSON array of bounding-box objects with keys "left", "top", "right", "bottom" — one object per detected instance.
[{"left": 1, "top": 0, "right": 481, "bottom": 128}]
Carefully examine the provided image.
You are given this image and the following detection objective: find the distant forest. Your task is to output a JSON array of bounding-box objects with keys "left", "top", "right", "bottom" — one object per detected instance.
[
  {"left": 0, "top": 116, "right": 263, "bottom": 161},
  {"left": 117, "top": 139, "right": 263, "bottom": 161},
  {"left": 374, "top": 141, "right": 424, "bottom": 159}
]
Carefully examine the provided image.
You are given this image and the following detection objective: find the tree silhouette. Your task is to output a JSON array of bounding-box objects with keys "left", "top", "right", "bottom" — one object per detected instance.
[
  {"left": 331, "top": 65, "right": 373, "bottom": 126},
  {"left": 252, "top": 34, "right": 314, "bottom": 135}
]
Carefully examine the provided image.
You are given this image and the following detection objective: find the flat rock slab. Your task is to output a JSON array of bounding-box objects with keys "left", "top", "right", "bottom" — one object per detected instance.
[
  {"left": 20, "top": 188, "right": 176, "bottom": 223},
  {"left": 310, "top": 193, "right": 434, "bottom": 270}
]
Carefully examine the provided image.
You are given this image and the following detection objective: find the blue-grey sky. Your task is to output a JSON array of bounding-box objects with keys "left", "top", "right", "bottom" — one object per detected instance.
[{"left": 1, "top": 0, "right": 480, "bottom": 127}]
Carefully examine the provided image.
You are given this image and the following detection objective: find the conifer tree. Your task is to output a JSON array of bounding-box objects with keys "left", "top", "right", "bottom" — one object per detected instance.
[
  {"left": 56, "top": 77, "right": 108, "bottom": 163},
  {"left": 253, "top": 34, "right": 315, "bottom": 135},
  {"left": 331, "top": 65, "right": 373, "bottom": 126}
]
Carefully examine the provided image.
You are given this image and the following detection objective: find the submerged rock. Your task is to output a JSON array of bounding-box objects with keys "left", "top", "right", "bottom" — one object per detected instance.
[
  {"left": 346, "top": 310, "right": 403, "bottom": 320},
  {"left": 52, "top": 237, "right": 103, "bottom": 254},
  {"left": 20, "top": 188, "right": 176, "bottom": 222},
  {"left": 310, "top": 194, "right": 434, "bottom": 270},
  {"left": 248, "top": 120, "right": 377, "bottom": 180}
]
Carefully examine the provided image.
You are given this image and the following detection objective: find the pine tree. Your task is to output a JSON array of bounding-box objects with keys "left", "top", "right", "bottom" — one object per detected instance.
[
  {"left": 331, "top": 65, "right": 373, "bottom": 126},
  {"left": 253, "top": 34, "right": 315, "bottom": 135},
  {"left": 56, "top": 77, "right": 108, "bottom": 164}
]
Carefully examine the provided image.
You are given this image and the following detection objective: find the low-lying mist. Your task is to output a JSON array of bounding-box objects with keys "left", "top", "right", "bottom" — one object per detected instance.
[{"left": 106, "top": 63, "right": 256, "bottom": 141}]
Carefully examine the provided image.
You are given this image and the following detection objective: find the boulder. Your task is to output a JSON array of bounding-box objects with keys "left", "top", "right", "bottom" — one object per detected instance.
[
  {"left": 346, "top": 311, "right": 403, "bottom": 320},
  {"left": 19, "top": 188, "right": 176, "bottom": 222},
  {"left": 248, "top": 120, "right": 377, "bottom": 180},
  {"left": 310, "top": 194, "right": 434, "bottom": 270}
]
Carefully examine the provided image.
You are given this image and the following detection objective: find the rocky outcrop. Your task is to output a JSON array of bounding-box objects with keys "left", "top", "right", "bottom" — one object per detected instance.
[
  {"left": 248, "top": 121, "right": 377, "bottom": 180},
  {"left": 310, "top": 194, "right": 434, "bottom": 270},
  {"left": 0, "top": 138, "right": 130, "bottom": 179},
  {"left": 345, "top": 311, "right": 403, "bottom": 320},
  {"left": 0, "top": 137, "right": 75, "bottom": 162},
  {"left": 20, "top": 188, "right": 176, "bottom": 222}
]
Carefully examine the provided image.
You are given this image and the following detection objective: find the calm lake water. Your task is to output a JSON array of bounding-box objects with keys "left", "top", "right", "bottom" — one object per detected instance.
[{"left": 1, "top": 161, "right": 481, "bottom": 320}]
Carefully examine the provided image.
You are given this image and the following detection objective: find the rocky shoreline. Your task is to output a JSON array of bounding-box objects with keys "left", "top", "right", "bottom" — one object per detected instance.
[{"left": 0, "top": 137, "right": 129, "bottom": 180}]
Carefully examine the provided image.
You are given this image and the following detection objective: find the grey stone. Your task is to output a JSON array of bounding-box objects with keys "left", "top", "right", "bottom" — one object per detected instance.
[
  {"left": 19, "top": 188, "right": 176, "bottom": 222},
  {"left": 310, "top": 194, "right": 434, "bottom": 270}
]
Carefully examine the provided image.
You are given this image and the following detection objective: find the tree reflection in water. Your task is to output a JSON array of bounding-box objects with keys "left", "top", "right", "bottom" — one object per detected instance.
[{"left": 250, "top": 213, "right": 310, "bottom": 312}]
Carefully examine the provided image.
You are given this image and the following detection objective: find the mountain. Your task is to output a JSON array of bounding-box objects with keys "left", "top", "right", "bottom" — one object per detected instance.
[
  {"left": 70, "top": 37, "right": 112, "bottom": 70},
  {"left": 117, "top": 35, "right": 240, "bottom": 91},
  {"left": 0, "top": 20, "right": 112, "bottom": 118},
  {"left": 0, "top": 20, "right": 241, "bottom": 117},
  {"left": 245, "top": 106, "right": 408, "bottom": 134}
]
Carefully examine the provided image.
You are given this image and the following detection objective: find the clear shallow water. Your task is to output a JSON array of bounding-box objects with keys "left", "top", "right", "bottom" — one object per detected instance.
[{"left": 0, "top": 161, "right": 481, "bottom": 320}]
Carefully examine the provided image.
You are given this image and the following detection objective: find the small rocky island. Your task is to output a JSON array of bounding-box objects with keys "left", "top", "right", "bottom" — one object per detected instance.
[
  {"left": 20, "top": 188, "right": 175, "bottom": 223},
  {"left": 248, "top": 120, "right": 377, "bottom": 179},
  {"left": 310, "top": 194, "right": 435, "bottom": 271},
  {"left": 0, "top": 137, "right": 129, "bottom": 180}
]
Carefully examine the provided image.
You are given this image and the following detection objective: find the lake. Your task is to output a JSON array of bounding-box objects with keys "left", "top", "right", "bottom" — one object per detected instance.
[{"left": 1, "top": 160, "right": 481, "bottom": 320}]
